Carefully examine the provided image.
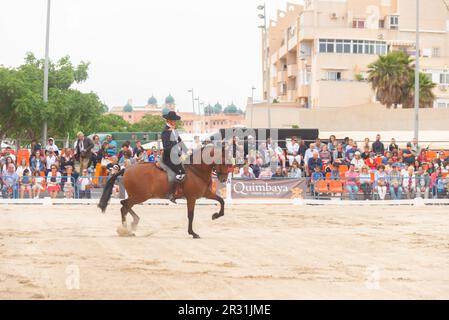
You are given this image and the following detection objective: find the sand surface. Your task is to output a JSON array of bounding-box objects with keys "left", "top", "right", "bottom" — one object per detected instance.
[{"left": 1, "top": 204, "right": 448, "bottom": 299}]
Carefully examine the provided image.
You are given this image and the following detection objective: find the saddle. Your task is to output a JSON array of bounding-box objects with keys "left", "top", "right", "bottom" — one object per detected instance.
[{"left": 155, "top": 160, "right": 184, "bottom": 198}]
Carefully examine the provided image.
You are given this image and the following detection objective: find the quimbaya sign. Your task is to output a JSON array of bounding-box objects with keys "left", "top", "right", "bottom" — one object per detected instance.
[{"left": 212, "top": 178, "right": 307, "bottom": 199}]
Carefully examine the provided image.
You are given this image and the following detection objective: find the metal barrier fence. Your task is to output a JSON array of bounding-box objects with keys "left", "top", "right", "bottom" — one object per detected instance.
[{"left": 1, "top": 175, "right": 448, "bottom": 202}]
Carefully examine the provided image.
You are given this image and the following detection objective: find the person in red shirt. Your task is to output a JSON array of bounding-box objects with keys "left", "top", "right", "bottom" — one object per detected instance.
[{"left": 365, "top": 152, "right": 377, "bottom": 170}]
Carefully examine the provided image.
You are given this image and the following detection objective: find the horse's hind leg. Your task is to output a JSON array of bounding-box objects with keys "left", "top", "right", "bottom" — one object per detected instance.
[
  {"left": 120, "top": 200, "right": 129, "bottom": 228},
  {"left": 128, "top": 207, "right": 140, "bottom": 231},
  {"left": 187, "top": 198, "right": 200, "bottom": 239},
  {"left": 121, "top": 199, "right": 140, "bottom": 231}
]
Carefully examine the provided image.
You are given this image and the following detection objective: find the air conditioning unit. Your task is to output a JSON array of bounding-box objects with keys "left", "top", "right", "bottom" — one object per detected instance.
[
  {"left": 439, "top": 85, "right": 448, "bottom": 92},
  {"left": 330, "top": 13, "right": 338, "bottom": 20},
  {"left": 377, "top": 34, "right": 384, "bottom": 40}
]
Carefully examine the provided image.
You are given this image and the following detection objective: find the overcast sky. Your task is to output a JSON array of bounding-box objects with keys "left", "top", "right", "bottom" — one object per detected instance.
[{"left": 0, "top": 0, "right": 299, "bottom": 112}]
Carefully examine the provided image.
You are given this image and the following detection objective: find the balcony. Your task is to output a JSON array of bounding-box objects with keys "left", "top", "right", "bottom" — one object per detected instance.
[
  {"left": 288, "top": 35, "right": 298, "bottom": 51},
  {"left": 297, "top": 85, "right": 310, "bottom": 98},
  {"left": 277, "top": 71, "right": 287, "bottom": 82},
  {"left": 279, "top": 44, "right": 288, "bottom": 59},
  {"left": 287, "top": 64, "right": 298, "bottom": 78}
]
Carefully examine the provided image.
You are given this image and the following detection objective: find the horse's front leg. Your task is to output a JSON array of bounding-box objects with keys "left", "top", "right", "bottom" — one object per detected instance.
[
  {"left": 186, "top": 198, "right": 200, "bottom": 239},
  {"left": 204, "top": 189, "right": 225, "bottom": 221}
]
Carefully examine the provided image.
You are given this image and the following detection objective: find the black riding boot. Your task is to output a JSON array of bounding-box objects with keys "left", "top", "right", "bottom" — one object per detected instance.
[{"left": 167, "top": 181, "right": 177, "bottom": 204}]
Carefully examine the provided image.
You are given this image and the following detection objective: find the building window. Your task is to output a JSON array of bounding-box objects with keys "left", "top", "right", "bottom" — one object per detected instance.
[
  {"left": 319, "top": 39, "right": 387, "bottom": 55},
  {"left": 379, "top": 19, "right": 385, "bottom": 29},
  {"left": 353, "top": 40, "right": 364, "bottom": 54},
  {"left": 432, "top": 47, "right": 441, "bottom": 57},
  {"left": 327, "top": 71, "right": 342, "bottom": 81},
  {"left": 319, "top": 39, "right": 335, "bottom": 53},
  {"left": 390, "top": 16, "right": 399, "bottom": 30},
  {"left": 343, "top": 40, "right": 351, "bottom": 53},
  {"left": 352, "top": 19, "right": 365, "bottom": 29},
  {"left": 440, "top": 73, "right": 449, "bottom": 84}
]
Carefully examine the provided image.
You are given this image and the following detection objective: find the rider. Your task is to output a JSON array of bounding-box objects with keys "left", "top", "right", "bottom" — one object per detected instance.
[{"left": 161, "top": 111, "right": 187, "bottom": 203}]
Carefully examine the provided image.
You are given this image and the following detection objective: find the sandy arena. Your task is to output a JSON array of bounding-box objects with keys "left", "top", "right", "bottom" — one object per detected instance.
[{"left": 1, "top": 204, "right": 448, "bottom": 299}]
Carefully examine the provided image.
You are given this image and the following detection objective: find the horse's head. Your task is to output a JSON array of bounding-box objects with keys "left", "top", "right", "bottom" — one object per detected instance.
[{"left": 201, "top": 144, "right": 232, "bottom": 183}]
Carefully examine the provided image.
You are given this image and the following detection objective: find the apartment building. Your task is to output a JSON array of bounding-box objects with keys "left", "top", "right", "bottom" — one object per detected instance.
[{"left": 261, "top": 0, "right": 449, "bottom": 109}]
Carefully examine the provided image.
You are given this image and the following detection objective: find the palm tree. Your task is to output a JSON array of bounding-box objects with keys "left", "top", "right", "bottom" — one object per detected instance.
[
  {"left": 402, "top": 72, "right": 436, "bottom": 108},
  {"left": 367, "top": 51, "right": 413, "bottom": 109}
]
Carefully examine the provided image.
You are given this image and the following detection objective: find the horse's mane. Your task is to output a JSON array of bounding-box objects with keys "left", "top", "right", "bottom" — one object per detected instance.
[{"left": 189, "top": 144, "right": 220, "bottom": 165}]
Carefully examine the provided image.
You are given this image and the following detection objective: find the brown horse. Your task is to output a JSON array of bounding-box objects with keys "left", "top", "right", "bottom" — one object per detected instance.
[{"left": 98, "top": 146, "right": 231, "bottom": 239}]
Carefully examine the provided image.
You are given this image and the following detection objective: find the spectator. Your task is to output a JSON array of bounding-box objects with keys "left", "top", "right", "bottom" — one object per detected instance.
[
  {"left": 327, "top": 135, "right": 337, "bottom": 152},
  {"left": 16, "top": 158, "right": 31, "bottom": 177},
  {"left": 78, "top": 169, "right": 93, "bottom": 199},
  {"left": 304, "top": 143, "right": 317, "bottom": 170},
  {"left": 345, "top": 143, "right": 358, "bottom": 165},
  {"left": 365, "top": 152, "right": 377, "bottom": 170},
  {"left": 372, "top": 134, "right": 385, "bottom": 156},
  {"left": 402, "top": 143, "right": 416, "bottom": 167},
  {"left": 2, "top": 156, "right": 15, "bottom": 173},
  {"left": 30, "top": 150, "right": 45, "bottom": 173},
  {"left": 382, "top": 151, "right": 392, "bottom": 166},
  {"left": 61, "top": 165, "right": 77, "bottom": 199},
  {"left": 345, "top": 139, "right": 354, "bottom": 152},
  {"left": 105, "top": 134, "right": 118, "bottom": 157},
  {"left": 271, "top": 142, "right": 286, "bottom": 170},
  {"left": 351, "top": 151, "right": 365, "bottom": 171},
  {"left": 1, "top": 164, "right": 19, "bottom": 199},
  {"left": 133, "top": 140, "right": 144, "bottom": 157},
  {"left": 359, "top": 166, "right": 372, "bottom": 200},
  {"left": 430, "top": 167, "right": 444, "bottom": 198},
  {"left": 1, "top": 147, "right": 16, "bottom": 163},
  {"left": 74, "top": 132, "right": 94, "bottom": 174},
  {"left": 315, "top": 138, "right": 323, "bottom": 151},
  {"left": 258, "top": 167, "right": 273, "bottom": 180},
  {"left": 298, "top": 139, "right": 307, "bottom": 158},
  {"left": 286, "top": 137, "right": 302, "bottom": 166},
  {"left": 231, "top": 166, "right": 242, "bottom": 179},
  {"left": 411, "top": 138, "right": 421, "bottom": 154},
  {"left": 415, "top": 166, "right": 430, "bottom": 199},
  {"left": 241, "top": 165, "right": 256, "bottom": 179},
  {"left": 361, "top": 146, "right": 371, "bottom": 160},
  {"left": 388, "top": 138, "right": 399, "bottom": 152},
  {"left": 32, "top": 170, "right": 44, "bottom": 199},
  {"left": 19, "top": 169, "right": 33, "bottom": 199},
  {"left": 345, "top": 164, "right": 359, "bottom": 200},
  {"left": 342, "top": 137, "right": 350, "bottom": 151},
  {"left": 375, "top": 165, "right": 388, "bottom": 200},
  {"left": 250, "top": 162, "right": 261, "bottom": 178},
  {"left": 30, "top": 139, "right": 42, "bottom": 156},
  {"left": 135, "top": 149, "right": 147, "bottom": 163},
  {"left": 45, "top": 138, "right": 59, "bottom": 156},
  {"left": 46, "top": 165, "right": 61, "bottom": 199},
  {"left": 388, "top": 164, "right": 403, "bottom": 200},
  {"left": 45, "top": 150, "right": 57, "bottom": 174},
  {"left": 272, "top": 166, "right": 285, "bottom": 178},
  {"left": 60, "top": 148, "right": 75, "bottom": 174},
  {"left": 91, "top": 135, "right": 101, "bottom": 167},
  {"left": 332, "top": 143, "right": 345, "bottom": 166},
  {"left": 319, "top": 144, "right": 332, "bottom": 166},
  {"left": 330, "top": 164, "right": 340, "bottom": 181},
  {"left": 363, "top": 138, "right": 370, "bottom": 150},
  {"left": 288, "top": 161, "right": 302, "bottom": 178},
  {"left": 402, "top": 166, "right": 416, "bottom": 199},
  {"left": 417, "top": 149, "right": 428, "bottom": 164},
  {"left": 307, "top": 151, "right": 322, "bottom": 176},
  {"left": 436, "top": 151, "right": 447, "bottom": 168}
]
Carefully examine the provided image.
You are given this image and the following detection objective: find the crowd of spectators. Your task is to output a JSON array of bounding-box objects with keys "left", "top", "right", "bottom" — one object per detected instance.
[{"left": 228, "top": 134, "right": 449, "bottom": 200}]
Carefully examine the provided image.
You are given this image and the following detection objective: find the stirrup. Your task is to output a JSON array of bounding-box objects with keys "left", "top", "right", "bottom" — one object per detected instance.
[
  {"left": 176, "top": 174, "right": 185, "bottom": 182},
  {"left": 167, "top": 193, "right": 177, "bottom": 204}
]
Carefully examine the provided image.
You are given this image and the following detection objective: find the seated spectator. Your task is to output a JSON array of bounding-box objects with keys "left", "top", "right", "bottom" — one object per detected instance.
[
  {"left": 359, "top": 166, "right": 372, "bottom": 200},
  {"left": 45, "top": 137, "right": 60, "bottom": 156},
  {"left": 436, "top": 151, "right": 447, "bottom": 168},
  {"left": 45, "top": 150, "right": 58, "bottom": 174},
  {"left": 345, "top": 143, "right": 358, "bottom": 165},
  {"left": 345, "top": 164, "right": 359, "bottom": 200},
  {"left": 105, "top": 134, "right": 118, "bottom": 157},
  {"left": 411, "top": 138, "right": 421, "bottom": 154},
  {"left": 270, "top": 142, "right": 286, "bottom": 170},
  {"left": 298, "top": 139, "right": 308, "bottom": 159},
  {"left": 30, "top": 150, "right": 45, "bottom": 173},
  {"left": 372, "top": 134, "right": 385, "bottom": 155},
  {"left": 241, "top": 165, "right": 256, "bottom": 180},
  {"left": 60, "top": 148, "right": 75, "bottom": 174},
  {"left": 78, "top": 169, "right": 93, "bottom": 199},
  {"left": 388, "top": 164, "right": 403, "bottom": 200},
  {"left": 288, "top": 161, "right": 302, "bottom": 178},
  {"left": 402, "top": 143, "right": 416, "bottom": 167},
  {"left": 327, "top": 135, "right": 337, "bottom": 152},
  {"left": 415, "top": 166, "right": 430, "bottom": 199},
  {"left": 315, "top": 138, "right": 323, "bottom": 151},
  {"left": 430, "top": 167, "right": 445, "bottom": 198},
  {"left": 382, "top": 151, "right": 392, "bottom": 166},
  {"left": 30, "top": 139, "right": 42, "bottom": 156},
  {"left": 61, "top": 165, "right": 78, "bottom": 199},
  {"left": 304, "top": 143, "right": 317, "bottom": 169},
  {"left": 311, "top": 166, "right": 324, "bottom": 183},
  {"left": 375, "top": 165, "right": 388, "bottom": 200},
  {"left": 417, "top": 149, "right": 428, "bottom": 164},
  {"left": 272, "top": 166, "right": 285, "bottom": 179},
  {"left": 365, "top": 152, "right": 378, "bottom": 171},
  {"left": 231, "top": 166, "right": 242, "bottom": 179},
  {"left": 135, "top": 149, "right": 148, "bottom": 163},
  {"left": 361, "top": 146, "right": 371, "bottom": 160},
  {"left": 319, "top": 144, "right": 332, "bottom": 166},
  {"left": 330, "top": 164, "right": 340, "bottom": 181},
  {"left": 133, "top": 140, "right": 144, "bottom": 157},
  {"left": 32, "top": 170, "right": 44, "bottom": 199},
  {"left": 351, "top": 151, "right": 365, "bottom": 171},
  {"left": 119, "top": 150, "right": 134, "bottom": 169},
  {"left": 345, "top": 139, "right": 354, "bottom": 153},
  {"left": 16, "top": 158, "right": 31, "bottom": 177},
  {"left": 2, "top": 156, "right": 16, "bottom": 173},
  {"left": 286, "top": 136, "right": 302, "bottom": 166},
  {"left": 402, "top": 166, "right": 416, "bottom": 199},
  {"left": 1, "top": 164, "right": 19, "bottom": 199},
  {"left": 19, "top": 169, "right": 33, "bottom": 199},
  {"left": 91, "top": 135, "right": 101, "bottom": 167},
  {"left": 250, "top": 163, "right": 261, "bottom": 178},
  {"left": 46, "top": 165, "right": 61, "bottom": 199},
  {"left": 307, "top": 151, "right": 322, "bottom": 177},
  {"left": 388, "top": 138, "right": 398, "bottom": 153},
  {"left": 258, "top": 167, "right": 273, "bottom": 180},
  {"left": 1, "top": 147, "right": 16, "bottom": 163},
  {"left": 332, "top": 143, "right": 345, "bottom": 166}
]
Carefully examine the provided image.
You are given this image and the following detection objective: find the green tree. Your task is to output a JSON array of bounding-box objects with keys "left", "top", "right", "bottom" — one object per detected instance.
[
  {"left": 131, "top": 114, "right": 167, "bottom": 132},
  {"left": 402, "top": 72, "right": 436, "bottom": 108},
  {"left": 0, "top": 52, "right": 104, "bottom": 140},
  {"left": 367, "top": 51, "right": 413, "bottom": 109},
  {"left": 88, "top": 114, "right": 130, "bottom": 133}
]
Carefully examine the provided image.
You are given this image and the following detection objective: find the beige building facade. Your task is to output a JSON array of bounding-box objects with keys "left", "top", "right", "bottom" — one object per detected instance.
[{"left": 250, "top": 0, "right": 449, "bottom": 122}]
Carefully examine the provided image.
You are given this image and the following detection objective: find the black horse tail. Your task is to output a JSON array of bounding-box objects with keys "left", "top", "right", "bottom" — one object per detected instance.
[{"left": 98, "top": 169, "right": 125, "bottom": 213}]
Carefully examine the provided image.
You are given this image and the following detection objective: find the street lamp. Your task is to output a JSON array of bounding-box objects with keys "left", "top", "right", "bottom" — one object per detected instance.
[
  {"left": 414, "top": 0, "right": 420, "bottom": 141},
  {"left": 42, "top": 0, "right": 51, "bottom": 145},
  {"left": 188, "top": 89, "right": 195, "bottom": 114},
  {"left": 257, "top": 3, "right": 271, "bottom": 128}
]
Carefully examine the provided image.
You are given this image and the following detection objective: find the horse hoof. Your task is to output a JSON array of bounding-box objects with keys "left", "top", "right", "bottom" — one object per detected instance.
[
  {"left": 117, "top": 226, "right": 134, "bottom": 237},
  {"left": 212, "top": 212, "right": 224, "bottom": 220},
  {"left": 192, "top": 234, "right": 200, "bottom": 239},
  {"left": 131, "top": 223, "right": 139, "bottom": 232}
]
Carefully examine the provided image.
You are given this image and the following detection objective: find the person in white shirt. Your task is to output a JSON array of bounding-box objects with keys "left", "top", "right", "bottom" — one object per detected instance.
[
  {"left": 45, "top": 137, "right": 60, "bottom": 155},
  {"left": 351, "top": 151, "right": 365, "bottom": 171},
  {"left": 45, "top": 150, "right": 57, "bottom": 172},
  {"left": 402, "top": 166, "right": 416, "bottom": 199},
  {"left": 303, "top": 143, "right": 317, "bottom": 171},
  {"left": 286, "top": 137, "right": 302, "bottom": 166},
  {"left": 16, "top": 158, "right": 31, "bottom": 177}
]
